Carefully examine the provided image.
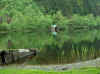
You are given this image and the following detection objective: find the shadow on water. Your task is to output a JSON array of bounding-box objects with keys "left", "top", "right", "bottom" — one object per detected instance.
[{"left": 0, "top": 31, "right": 100, "bottom": 65}]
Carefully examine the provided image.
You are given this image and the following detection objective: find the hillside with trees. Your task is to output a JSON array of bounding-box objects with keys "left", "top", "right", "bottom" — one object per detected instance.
[{"left": 0, "top": 0, "right": 100, "bottom": 64}]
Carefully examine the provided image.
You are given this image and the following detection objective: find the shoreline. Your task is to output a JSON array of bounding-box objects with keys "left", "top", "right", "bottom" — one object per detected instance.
[{"left": 0, "top": 57, "right": 100, "bottom": 71}]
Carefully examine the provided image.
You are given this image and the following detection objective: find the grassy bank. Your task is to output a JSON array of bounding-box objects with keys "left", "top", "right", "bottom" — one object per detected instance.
[{"left": 0, "top": 67, "right": 100, "bottom": 74}]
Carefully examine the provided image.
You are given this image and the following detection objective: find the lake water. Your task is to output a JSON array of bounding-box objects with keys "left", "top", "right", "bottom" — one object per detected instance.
[{"left": 0, "top": 30, "right": 100, "bottom": 65}]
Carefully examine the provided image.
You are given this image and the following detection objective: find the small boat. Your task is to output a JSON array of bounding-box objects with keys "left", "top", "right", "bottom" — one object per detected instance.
[{"left": 0, "top": 48, "right": 37, "bottom": 65}]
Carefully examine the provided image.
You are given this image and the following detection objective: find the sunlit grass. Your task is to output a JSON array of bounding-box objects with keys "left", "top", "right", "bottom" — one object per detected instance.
[{"left": 0, "top": 67, "right": 100, "bottom": 74}]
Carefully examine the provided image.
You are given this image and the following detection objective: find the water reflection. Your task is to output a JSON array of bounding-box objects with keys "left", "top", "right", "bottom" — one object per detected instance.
[{"left": 0, "top": 30, "right": 100, "bottom": 64}]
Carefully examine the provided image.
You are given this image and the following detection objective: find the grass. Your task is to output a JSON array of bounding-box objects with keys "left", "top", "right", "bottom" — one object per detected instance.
[{"left": 0, "top": 67, "right": 100, "bottom": 74}]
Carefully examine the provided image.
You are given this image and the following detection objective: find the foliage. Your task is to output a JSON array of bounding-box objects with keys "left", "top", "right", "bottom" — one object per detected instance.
[
  {"left": 35, "top": 0, "right": 99, "bottom": 16},
  {"left": 0, "top": 0, "right": 100, "bottom": 64}
]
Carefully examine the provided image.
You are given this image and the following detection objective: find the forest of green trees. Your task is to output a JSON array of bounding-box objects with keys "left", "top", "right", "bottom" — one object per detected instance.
[
  {"left": 0, "top": 0, "right": 100, "bottom": 30},
  {"left": 0, "top": 0, "right": 100, "bottom": 64},
  {"left": 36, "top": 0, "right": 100, "bottom": 16}
]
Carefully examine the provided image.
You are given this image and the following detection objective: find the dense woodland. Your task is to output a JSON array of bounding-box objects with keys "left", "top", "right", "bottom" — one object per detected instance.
[
  {"left": 0, "top": 0, "right": 100, "bottom": 29},
  {"left": 0, "top": 0, "right": 100, "bottom": 64}
]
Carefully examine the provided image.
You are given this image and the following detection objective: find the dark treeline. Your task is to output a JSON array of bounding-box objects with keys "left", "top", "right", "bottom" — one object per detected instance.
[{"left": 35, "top": 0, "right": 100, "bottom": 16}]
